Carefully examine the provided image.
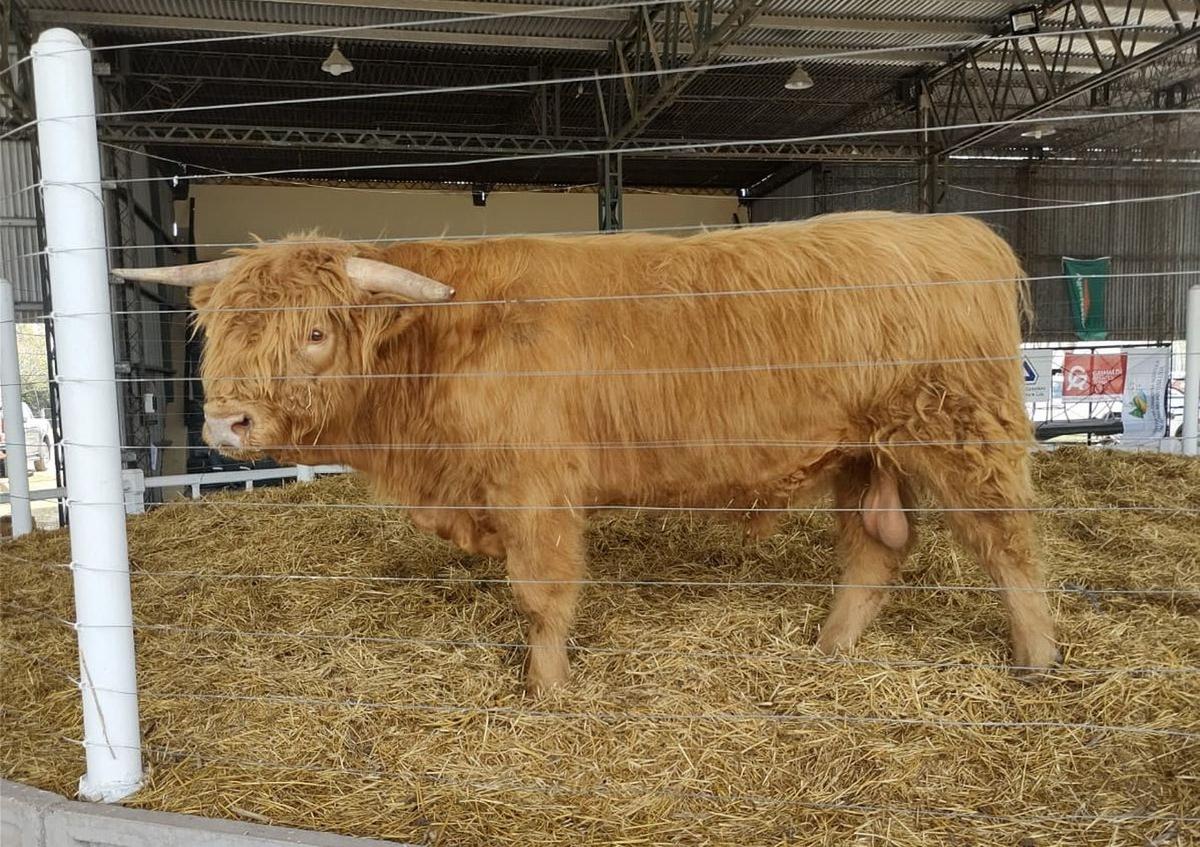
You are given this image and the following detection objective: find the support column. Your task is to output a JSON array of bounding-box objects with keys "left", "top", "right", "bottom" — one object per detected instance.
[
  {"left": 598, "top": 153, "right": 623, "bottom": 232},
  {"left": 1, "top": 278, "right": 33, "bottom": 536},
  {"left": 1183, "top": 284, "right": 1200, "bottom": 456},
  {"left": 918, "top": 82, "right": 941, "bottom": 213}
]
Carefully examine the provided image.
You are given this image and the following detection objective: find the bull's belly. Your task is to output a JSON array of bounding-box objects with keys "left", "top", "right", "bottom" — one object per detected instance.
[{"left": 588, "top": 446, "right": 841, "bottom": 510}]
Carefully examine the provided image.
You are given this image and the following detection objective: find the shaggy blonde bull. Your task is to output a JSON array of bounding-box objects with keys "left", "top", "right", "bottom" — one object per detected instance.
[{"left": 117, "top": 211, "right": 1060, "bottom": 694}]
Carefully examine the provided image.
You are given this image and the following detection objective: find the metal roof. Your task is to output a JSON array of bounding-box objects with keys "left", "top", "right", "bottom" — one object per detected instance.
[{"left": 9, "top": 0, "right": 1200, "bottom": 188}]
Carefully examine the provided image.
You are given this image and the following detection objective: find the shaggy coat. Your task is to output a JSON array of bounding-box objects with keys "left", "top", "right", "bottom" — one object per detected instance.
[{"left": 192, "top": 211, "right": 1059, "bottom": 693}]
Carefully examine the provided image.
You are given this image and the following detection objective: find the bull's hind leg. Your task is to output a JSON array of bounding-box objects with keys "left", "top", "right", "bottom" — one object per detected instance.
[
  {"left": 944, "top": 508, "right": 1059, "bottom": 670},
  {"left": 919, "top": 449, "right": 1059, "bottom": 671},
  {"left": 495, "top": 507, "right": 586, "bottom": 696},
  {"left": 817, "top": 461, "right": 915, "bottom": 654}
]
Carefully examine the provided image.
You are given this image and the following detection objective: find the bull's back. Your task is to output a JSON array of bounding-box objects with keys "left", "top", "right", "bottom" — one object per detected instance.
[
  {"left": 541, "top": 212, "right": 1028, "bottom": 409},
  {"left": 418, "top": 213, "right": 1028, "bottom": 489}
]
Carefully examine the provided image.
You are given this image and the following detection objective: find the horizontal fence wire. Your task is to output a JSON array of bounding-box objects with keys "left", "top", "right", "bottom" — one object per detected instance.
[
  {"left": 15, "top": 700, "right": 1180, "bottom": 827},
  {"left": 5, "top": 598, "right": 1198, "bottom": 681},
  {"left": 0, "top": 0, "right": 704, "bottom": 71},
  {"left": 1, "top": 23, "right": 1168, "bottom": 141},
  {"left": 53, "top": 499, "right": 1200, "bottom": 515},
  {"left": 945, "top": 183, "right": 1070, "bottom": 204},
  {"left": 35, "top": 695, "right": 1199, "bottom": 739},
  {"left": 0, "top": 638, "right": 79, "bottom": 680},
  {"left": 99, "top": 139, "right": 608, "bottom": 197},
  {"left": 53, "top": 352, "right": 1032, "bottom": 383},
  {"left": 3, "top": 618, "right": 1195, "bottom": 738},
  {"left": 42, "top": 346, "right": 1200, "bottom": 385},
  {"left": 7, "top": 359, "right": 1190, "bottom": 388},
  {"left": 19, "top": 187, "right": 1200, "bottom": 267},
  {"left": 108, "top": 141, "right": 922, "bottom": 201},
  {"left": 9, "top": 610, "right": 1200, "bottom": 687},
  {"left": 14, "top": 561, "right": 1199, "bottom": 598},
  {"left": 0, "top": 727, "right": 1171, "bottom": 827},
  {"left": 61, "top": 268, "right": 1200, "bottom": 321},
  {"left": 50, "top": 437, "right": 1107, "bottom": 451},
  {"left": 24, "top": 108, "right": 1200, "bottom": 186}
]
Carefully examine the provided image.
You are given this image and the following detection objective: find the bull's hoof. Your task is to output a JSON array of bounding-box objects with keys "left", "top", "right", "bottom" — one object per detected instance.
[
  {"left": 814, "top": 626, "right": 856, "bottom": 656},
  {"left": 1012, "top": 641, "right": 1063, "bottom": 679},
  {"left": 523, "top": 648, "right": 570, "bottom": 698},
  {"left": 476, "top": 533, "right": 507, "bottom": 559},
  {"left": 523, "top": 672, "right": 568, "bottom": 699}
]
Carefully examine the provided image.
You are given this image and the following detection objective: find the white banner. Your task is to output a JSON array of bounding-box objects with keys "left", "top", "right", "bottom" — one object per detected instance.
[
  {"left": 1021, "top": 349, "right": 1054, "bottom": 405},
  {"left": 1120, "top": 347, "right": 1171, "bottom": 445}
]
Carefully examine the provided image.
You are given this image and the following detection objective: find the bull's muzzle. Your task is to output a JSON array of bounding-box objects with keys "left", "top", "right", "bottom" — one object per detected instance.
[{"left": 204, "top": 412, "right": 253, "bottom": 450}]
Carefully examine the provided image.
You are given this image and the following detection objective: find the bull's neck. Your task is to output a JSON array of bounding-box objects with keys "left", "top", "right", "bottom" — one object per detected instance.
[{"left": 326, "top": 304, "right": 458, "bottom": 482}]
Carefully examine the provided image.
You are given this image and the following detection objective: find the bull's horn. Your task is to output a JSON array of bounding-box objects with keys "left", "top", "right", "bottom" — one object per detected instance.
[
  {"left": 346, "top": 257, "right": 454, "bottom": 302},
  {"left": 111, "top": 257, "right": 241, "bottom": 287}
]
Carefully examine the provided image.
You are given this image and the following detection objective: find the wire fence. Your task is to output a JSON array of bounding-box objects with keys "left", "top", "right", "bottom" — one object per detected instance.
[{"left": 2, "top": 15, "right": 1199, "bottom": 842}]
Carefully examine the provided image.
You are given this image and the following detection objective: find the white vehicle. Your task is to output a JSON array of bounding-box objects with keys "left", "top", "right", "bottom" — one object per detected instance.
[{"left": 0, "top": 400, "right": 53, "bottom": 475}]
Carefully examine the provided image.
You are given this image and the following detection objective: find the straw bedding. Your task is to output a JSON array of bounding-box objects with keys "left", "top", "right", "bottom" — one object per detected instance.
[{"left": 2, "top": 447, "right": 1198, "bottom": 845}]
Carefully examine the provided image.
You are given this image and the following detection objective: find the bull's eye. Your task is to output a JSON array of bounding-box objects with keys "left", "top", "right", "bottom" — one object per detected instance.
[{"left": 308, "top": 328, "right": 326, "bottom": 344}]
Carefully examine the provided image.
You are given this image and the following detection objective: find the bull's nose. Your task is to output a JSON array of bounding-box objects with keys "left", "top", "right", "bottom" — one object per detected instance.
[{"left": 204, "top": 412, "right": 253, "bottom": 448}]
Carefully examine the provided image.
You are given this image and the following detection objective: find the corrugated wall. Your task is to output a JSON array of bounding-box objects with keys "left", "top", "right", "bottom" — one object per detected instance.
[
  {"left": 749, "top": 163, "right": 1200, "bottom": 342},
  {"left": 0, "top": 140, "right": 44, "bottom": 319}
]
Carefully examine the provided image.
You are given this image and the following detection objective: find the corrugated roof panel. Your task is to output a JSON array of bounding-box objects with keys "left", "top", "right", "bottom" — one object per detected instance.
[
  {"left": 763, "top": 0, "right": 1009, "bottom": 20},
  {"left": 0, "top": 141, "right": 38, "bottom": 220}
]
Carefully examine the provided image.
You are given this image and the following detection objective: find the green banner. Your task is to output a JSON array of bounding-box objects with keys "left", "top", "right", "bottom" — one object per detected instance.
[{"left": 1062, "top": 256, "right": 1109, "bottom": 341}]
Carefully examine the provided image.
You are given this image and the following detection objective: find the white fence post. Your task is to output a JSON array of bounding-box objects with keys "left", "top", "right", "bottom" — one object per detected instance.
[
  {"left": 122, "top": 468, "right": 146, "bottom": 515},
  {"left": 296, "top": 464, "right": 316, "bottom": 482},
  {"left": 1, "top": 278, "right": 34, "bottom": 536},
  {"left": 1184, "top": 284, "right": 1200, "bottom": 457},
  {"left": 32, "top": 28, "right": 143, "bottom": 802}
]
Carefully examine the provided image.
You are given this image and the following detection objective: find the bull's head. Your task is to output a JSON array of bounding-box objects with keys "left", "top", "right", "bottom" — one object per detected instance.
[{"left": 113, "top": 240, "right": 454, "bottom": 462}]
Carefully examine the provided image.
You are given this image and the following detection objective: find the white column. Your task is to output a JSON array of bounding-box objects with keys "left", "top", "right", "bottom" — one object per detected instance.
[
  {"left": 1, "top": 279, "right": 34, "bottom": 536},
  {"left": 1184, "top": 284, "right": 1200, "bottom": 457},
  {"left": 32, "top": 28, "right": 143, "bottom": 802},
  {"left": 295, "top": 464, "right": 316, "bottom": 482}
]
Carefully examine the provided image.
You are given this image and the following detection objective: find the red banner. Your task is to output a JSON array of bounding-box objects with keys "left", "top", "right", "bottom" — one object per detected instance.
[{"left": 1061, "top": 352, "right": 1126, "bottom": 399}]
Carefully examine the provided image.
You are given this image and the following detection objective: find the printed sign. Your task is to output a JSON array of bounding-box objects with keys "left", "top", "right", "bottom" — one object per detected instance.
[
  {"left": 1021, "top": 349, "right": 1053, "bottom": 404},
  {"left": 1120, "top": 347, "right": 1171, "bottom": 443},
  {"left": 1062, "top": 256, "right": 1110, "bottom": 341},
  {"left": 1062, "top": 352, "right": 1126, "bottom": 400}
]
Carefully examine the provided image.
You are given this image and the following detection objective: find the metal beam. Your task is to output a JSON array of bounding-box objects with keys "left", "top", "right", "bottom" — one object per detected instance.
[
  {"left": 98, "top": 120, "right": 931, "bottom": 162},
  {"left": 118, "top": 47, "right": 551, "bottom": 92},
  {"left": 25, "top": 9, "right": 1027, "bottom": 66},
  {"left": 0, "top": 0, "right": 34, "bottom": 122},
  {"left": 922, "top": 0, "right": 1200, "bottom": 153},
  {"left": 598, "top": 152, "right": 623, "bottom": 229},
  {"left": 611, "top": 0, "right": 769, "bottom": 141},
  {"left": 235, "top": 0, "right": 997, "bottom": 35},
  {"left": 103, "top": 119, "right": 1197, "bottom": 164},
  {"left": 28, "top": 10, "right": 615, "bottom": 52},
  {"left": 264, "top": 0, "right": 630, "bottom": 22}
]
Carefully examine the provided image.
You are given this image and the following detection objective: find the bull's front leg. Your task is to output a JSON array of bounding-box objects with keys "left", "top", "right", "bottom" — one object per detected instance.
[{"left": 493, "top": 505, "right": 586, "bottom": 696}]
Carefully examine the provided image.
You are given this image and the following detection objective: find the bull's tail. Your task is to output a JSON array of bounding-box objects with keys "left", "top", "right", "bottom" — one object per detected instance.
[
  {"left": 984, "top": 222, "right": 1033, "bottom": 335},
  {"left": 1015, "top": 272, "right": 1033, "bottom": 337}
]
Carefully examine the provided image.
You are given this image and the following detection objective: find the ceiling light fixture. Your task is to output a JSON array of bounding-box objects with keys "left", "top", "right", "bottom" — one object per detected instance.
[
  {"left": 1009, "top": 6, "right": 1040, "bottom": 34},
  {"left": 784, "top": 65, "right": 813, "bottom": 91},
  {"left": 321, "top": 42, "right": 354, "bottom": 77},
  {"left": 1020, "top": 124, "right": 1056, "bottom": 140}
]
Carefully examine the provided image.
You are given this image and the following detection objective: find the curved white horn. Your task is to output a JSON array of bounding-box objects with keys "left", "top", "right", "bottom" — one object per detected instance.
[
  {"left": 111, "top": 257, "right": 241, "bottom": 287},
  {"left": 346, "top": 257, "right": 455, "bottom": 302}
]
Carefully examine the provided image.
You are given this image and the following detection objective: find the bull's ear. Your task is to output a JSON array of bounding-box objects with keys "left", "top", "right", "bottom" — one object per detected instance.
[
  {"left": 188, "top": 282, "right": 217, "bottom": 312},
  {"left": 356, "top": 306, "right": 422, "bottom": 373}
]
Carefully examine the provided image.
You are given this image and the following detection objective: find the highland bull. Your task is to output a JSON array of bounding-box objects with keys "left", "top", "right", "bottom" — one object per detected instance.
[{"left": 116, "top": 211, "right": 1060, "bottom": 694}]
